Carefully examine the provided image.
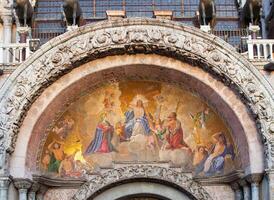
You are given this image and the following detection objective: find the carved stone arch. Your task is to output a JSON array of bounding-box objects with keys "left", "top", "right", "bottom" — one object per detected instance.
[
  {"left": 0, "top": 18, "right": 273, "bottom": 174},
  {"left": 72, "top": 165, "right": 212, "bottom": 200}
]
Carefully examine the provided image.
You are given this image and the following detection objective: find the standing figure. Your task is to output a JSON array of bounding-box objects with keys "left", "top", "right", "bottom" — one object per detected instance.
[
  {"left": 47, "top": 140, "right": 65, "bottom": 173},
  {"left": 85, "top": 114, "right": 115, "bottom": 154},
  {"left": 203, "top": 132, "right": 235, "bottom": 176},
  {"left": 165, "top": 112, "right": 190, "bottom": 150},
  {"left": 124, "top": 99, "right": 151, "bottom": 138}
]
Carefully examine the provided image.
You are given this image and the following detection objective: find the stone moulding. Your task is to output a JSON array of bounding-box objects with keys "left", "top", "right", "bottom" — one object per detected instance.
[
  {"left": 32, "top": 174, "right": 86, "bottom": 188},
  {"left": 193, "top": 170, "right": 245, "bottom": 185},
  {"left": 0, "top": 18, "right": 273, "bottom": 174},
  {"left": 72, "top": 165, "right": 213, "bottom": 200}
]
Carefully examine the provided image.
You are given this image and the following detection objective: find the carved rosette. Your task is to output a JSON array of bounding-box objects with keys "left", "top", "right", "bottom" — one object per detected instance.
[
  {"left": 0, "top": 18, "right": 273, "bottom": 172},
  {"left": 72, "top": 165, "right": 212, "bottom": 200}
]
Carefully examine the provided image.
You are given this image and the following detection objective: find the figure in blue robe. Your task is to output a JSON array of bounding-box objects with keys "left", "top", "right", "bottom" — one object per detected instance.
[
  {"left": 124, "top": 99, "right": 151, "bottom": 139},
  {"left": 85, "top": 120, "right": 115, "bottom": 154},
  {"left": 204, "top": 144, "right": 235, "bottom": 176},
  {"left": 202, "top": 132, "right": 235, "bottom": 176}
]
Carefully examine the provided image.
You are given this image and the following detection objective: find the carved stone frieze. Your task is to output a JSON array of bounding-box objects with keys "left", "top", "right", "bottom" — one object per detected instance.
[
  {"left": 72, "top": 165, "right": 213, "bottom": 200},
  {"left": 0, "top": 18, "right": 273, "bottom": 173}
]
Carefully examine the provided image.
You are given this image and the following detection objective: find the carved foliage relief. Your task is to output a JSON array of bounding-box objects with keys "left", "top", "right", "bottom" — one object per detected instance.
[
  {"left": 0, "top": 19, "right": 273, "bottom": 172},
  {"left": 72, "top": 165, "right": 213, "bottom": 200}
]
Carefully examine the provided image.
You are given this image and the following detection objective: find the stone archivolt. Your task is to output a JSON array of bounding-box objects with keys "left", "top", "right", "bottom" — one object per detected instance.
[
  {"left": 73, "top": 165, "right": 212, "bottom": 200},
  {"left": 0, "top": 18, "right": 273, "bottom": 174}
]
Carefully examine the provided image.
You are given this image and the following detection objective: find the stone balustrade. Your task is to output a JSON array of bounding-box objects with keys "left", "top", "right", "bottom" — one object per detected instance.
[
  {"left": 0, "top": 42, "right": 30, "bottom": 63},
  {"left": 0, "top": 34, "right": 273, "bottom": 73},
  {"left": 247, "top": 38, "right": 274, "bottom": 61},
  {"left": 0, "top": 42, "right": 30, "bottom": 70}
]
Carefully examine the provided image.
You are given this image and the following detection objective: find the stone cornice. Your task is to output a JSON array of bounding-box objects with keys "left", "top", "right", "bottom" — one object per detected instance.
[
  {"left": 32, "top": 174, "right": 86, "bottom": 188},
  {"left": 0, "top": 18, "right": 273, "bottom": 174},
  {"left": 193, "top": 170, "right": 245, "bottom": 185}
]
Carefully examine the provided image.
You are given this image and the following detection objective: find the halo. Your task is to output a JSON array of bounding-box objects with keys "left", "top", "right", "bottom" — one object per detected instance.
[{"left": 130, "top": 94, "right": 149, "bottom": 107}]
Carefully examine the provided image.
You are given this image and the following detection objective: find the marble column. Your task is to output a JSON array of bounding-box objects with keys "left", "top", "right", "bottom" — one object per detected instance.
[
  {"left": 2, "top": 15, "right": 12, "bottom": 44},
  {"left": 0, "top": 176, "right": 11, "bottom": 200},
  {"left": 17, "top": 26, "right": 31, "bottom": 61},
  {"left": 231, "top": 182, "right": 243, "bottom": 200},
  {"left": 14, "top": 178, "right": 32, "bottom": 200},
  {"left": 239, "top": 179, "right": 251, "bottom": 200},
  {"left": 28, "top": 182, "right": 40, "bottom": 200},
  {"left": 2, "top": 14, "right": 13, "bottom": 64},
  {"left": 266, "top": 170, "right": 274, "bottom": 200},
  {"left": 246, "top": 173, "right": 263, "bottom": 200}
]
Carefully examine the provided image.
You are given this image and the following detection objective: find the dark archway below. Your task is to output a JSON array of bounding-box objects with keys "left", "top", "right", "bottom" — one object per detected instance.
[
  {"left": 90, "top": 181, "right": 194, "bottom": 200},
  {"left": 116, "top": 193, "right": 171, "bottom": 200}
]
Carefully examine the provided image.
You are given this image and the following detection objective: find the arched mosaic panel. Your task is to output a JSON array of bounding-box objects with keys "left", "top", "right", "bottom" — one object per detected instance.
[
  {"left": 40, "top": 81, "right": 238, "bottom": 178},
  {"left": 0, "top": 18, "right": 273, "bottom": 175}
]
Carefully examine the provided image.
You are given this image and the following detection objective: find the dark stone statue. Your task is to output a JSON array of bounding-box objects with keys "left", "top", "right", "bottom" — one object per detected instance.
[
  {"left": 63, "top": 0, "right": 83, "bottom": 26},
  {"left": 15, "top": 0, "right": 33, "bottom": 27},
  {"left": 199, "top": 0, "right": 216, "bottom": 28},
  {"left": 242, "top": 0, "right": 262, "bottom": 26},
  {"left": 266, "top": 3, "right": 274, "bottom": 39}
]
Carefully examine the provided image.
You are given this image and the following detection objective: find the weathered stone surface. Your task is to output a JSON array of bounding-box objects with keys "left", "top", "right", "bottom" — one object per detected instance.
[
  {"left": 73, "top": 165, "right": 213, "bottom": 200},
  {"left": 44, "top": 189, "right": 77, "bottom": 200},
  {"left": 0, "top": 18, "right": 273, "bottom": 174},
  {"left": 18, "top": 55, "right": 259, "bottom": 176}
]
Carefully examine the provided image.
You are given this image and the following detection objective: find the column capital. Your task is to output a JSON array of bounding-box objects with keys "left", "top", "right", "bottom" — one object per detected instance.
[
  {"left": 17, "top": 26, "right": 31, "bottom": 34},
  {"left": 13, "top": 178, "right": 32, "bottom": 190},
  {"left": 0, "top": 176, "right": 11, "bottom": 189},
  {"left": 1, "top": 15, "right": 13, "bottom": 26},
  {"left": 246, "top": 173, "right": 264, "bottom": 185},
  {"left": 230, "top": 182, "right": 241, "bottom": 191}
]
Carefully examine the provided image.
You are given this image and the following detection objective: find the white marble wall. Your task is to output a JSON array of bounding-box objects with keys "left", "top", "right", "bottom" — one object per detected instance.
[{"left": 204, "top": 185, "right": 234, "bottom": 200}]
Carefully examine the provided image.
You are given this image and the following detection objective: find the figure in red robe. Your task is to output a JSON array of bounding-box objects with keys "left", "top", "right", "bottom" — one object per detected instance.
[
  {"left": 165, "top": 112, "right": 190, "bottom": 150},
  {"left": 85, "top": 119, "right": 115, "bottom": 154}
]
